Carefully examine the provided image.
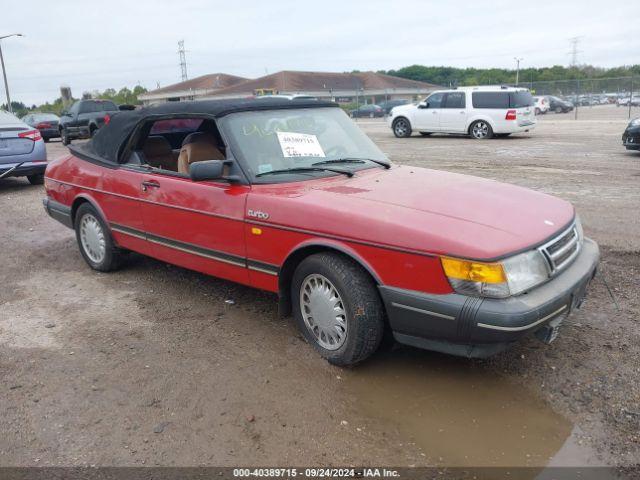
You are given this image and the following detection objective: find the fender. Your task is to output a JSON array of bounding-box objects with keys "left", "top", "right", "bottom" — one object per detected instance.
[
  {"left": 277, "top": 237, "right": 385, "bottom": 317},
  {"left": 283, "top": 238, "right": 383, "bottom": 285},
  {"left": 71, "top": 192, "right": 110, "bottom": 229}
]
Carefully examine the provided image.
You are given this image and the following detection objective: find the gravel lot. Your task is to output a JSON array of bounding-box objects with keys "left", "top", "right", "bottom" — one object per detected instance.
[{"left": 1, "top": 104, "right": 638, "bottom": 470}]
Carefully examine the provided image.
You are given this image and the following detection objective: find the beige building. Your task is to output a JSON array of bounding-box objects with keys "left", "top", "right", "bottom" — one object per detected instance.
[{"left": 139, "top": 70, "right": 439, "bottom": 105}]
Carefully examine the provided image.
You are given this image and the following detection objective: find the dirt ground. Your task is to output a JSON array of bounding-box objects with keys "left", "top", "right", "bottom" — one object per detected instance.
[{"left": 1, "top": 104, "right": 639, "bottom": 472}]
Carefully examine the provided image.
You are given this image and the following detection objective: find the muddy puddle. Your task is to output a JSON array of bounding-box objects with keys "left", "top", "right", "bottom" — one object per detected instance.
[{"left": 343, "top": 349, "right": 603, "bottom": 472}]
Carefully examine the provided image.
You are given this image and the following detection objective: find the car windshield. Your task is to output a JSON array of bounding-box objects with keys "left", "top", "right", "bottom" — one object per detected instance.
[{"left": 220, "top": 107, "right": 389, "bottom": 182}]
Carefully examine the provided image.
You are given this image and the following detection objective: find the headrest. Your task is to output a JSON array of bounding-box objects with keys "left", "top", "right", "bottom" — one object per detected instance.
[
  {"left": 143, "top": 136, "right": 172, "bottom": 157},
  {"left": 182, "top": 131, "right": 217, "bottom": 147}
]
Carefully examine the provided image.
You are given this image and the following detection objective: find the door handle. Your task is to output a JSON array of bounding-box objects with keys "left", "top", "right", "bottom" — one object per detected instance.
[{"left": 141, "top": 180, "right": 160, "bottom": 192}]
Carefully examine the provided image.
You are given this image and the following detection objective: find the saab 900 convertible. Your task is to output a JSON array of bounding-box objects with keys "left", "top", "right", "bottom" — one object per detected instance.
[{"left": 43, "top": 98, "right": 599, "bottom": 366}]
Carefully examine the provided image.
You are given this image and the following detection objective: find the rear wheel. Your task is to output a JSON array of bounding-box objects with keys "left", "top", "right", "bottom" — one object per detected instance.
[
  {"left": 74, "top": 203, "right": 125, "bottom": 272},
  {"left": 392, "top": 117, "right": 412, "bottom": 138},
  {"left": 469, "top": 120, "right": 493, "bottom": 139},
  {"left": 292, "top": 252, "right": 384, "bottom": 366},
  {"left": 27, "top": 174, "right": 44, "bottom": 185},
  {"left": 90, "top": 125, "right": 98, "bottom": 137}
]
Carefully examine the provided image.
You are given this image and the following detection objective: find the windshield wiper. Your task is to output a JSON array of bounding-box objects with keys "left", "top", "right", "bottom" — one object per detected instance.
[
  {"left": 313, "top": 157, "right": 390, "bottom": 169},
  {"left": 255, "top": 166, "right": 353, "bottom": 178}
]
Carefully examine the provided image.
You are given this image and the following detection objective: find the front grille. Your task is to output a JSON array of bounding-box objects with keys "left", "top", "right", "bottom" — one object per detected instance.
[{"left": 538, "top": 223, "right": 581, "bottom": 274}]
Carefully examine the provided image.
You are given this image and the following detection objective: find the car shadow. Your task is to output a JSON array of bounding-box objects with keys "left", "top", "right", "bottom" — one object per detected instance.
[{"left": 0, "top": 177, "right": 42, "bottom": 193}]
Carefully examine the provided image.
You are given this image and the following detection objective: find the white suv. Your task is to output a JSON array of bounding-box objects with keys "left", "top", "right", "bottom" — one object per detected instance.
[{"left": 388, "top": 86, "right": 536, "bottom": 139}]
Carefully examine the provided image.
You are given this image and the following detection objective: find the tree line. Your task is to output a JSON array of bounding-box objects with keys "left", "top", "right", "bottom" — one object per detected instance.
[
  {"left": 380, "top": 64, "right": 640, "bottom": 88},
  {"left": 2, "top": 85, "right": 148, "bottom": 118}
]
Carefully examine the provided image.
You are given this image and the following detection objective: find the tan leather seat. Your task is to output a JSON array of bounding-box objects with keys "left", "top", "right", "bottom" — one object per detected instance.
[
  {"left": 177, "top": 132, "right": 225, "bottom": 174},
  {"left": 143, "top": 136, "right": 178, "bottom": 171}
]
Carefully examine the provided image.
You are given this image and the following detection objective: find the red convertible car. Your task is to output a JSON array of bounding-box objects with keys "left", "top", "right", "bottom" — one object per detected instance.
[{"left": 43, "top": 98, "right": 599, "bottom": 365}]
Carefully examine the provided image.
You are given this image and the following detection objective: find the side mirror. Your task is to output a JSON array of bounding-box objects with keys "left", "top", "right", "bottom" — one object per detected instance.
[
  {"left": 418, "top": 102, "right": 428, "bottom": 109},
  {"left": 190, "top": 160, "right": 224, "bottom": 181}
]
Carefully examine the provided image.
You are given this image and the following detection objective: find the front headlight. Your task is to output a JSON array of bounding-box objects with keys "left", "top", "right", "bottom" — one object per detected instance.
[{"left": 441, "top": 249, "right": 549, "bottom": 299}]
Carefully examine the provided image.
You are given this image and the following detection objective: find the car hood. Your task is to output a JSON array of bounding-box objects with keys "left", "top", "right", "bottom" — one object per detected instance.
[{"left": 250, "top": 166, "right": 575, "bottom": 260}]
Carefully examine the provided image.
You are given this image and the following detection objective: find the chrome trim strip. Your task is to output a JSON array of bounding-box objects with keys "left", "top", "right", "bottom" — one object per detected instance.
[
  {"left": 111, "top": 225, "right": 146, "bottom": 241},
  {"left": 476, "top": 304, "right": 567, "bottom": 332},
  {"left": 247, "top": 265, "right": 279, "bottom": 276},
  {"left": 146, "top": 237, "right": 246, "bottom": 267},
  {"left": 391, "top": 302, "right": 456, "bottom": 321}
]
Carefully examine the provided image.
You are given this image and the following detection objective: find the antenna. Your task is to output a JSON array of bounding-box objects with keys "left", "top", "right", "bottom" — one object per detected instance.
[
  {"left": 568, "top": 36, "right": 583, "bottom": 67},
  {"left": 178, "top": 40, "right": 188, "bottom": 81}
]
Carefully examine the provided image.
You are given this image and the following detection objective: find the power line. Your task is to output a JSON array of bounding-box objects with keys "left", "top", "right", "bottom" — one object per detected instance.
[
  {"left": 568, "top": 36, "right": 583, "bottom": 67},
  {"left": 178, "top": 40, "right": 188, "bottom": 81}
]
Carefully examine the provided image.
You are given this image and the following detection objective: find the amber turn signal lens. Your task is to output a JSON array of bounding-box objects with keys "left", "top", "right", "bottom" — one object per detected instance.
[
  {"left": 251, "top": 227, "right": 262, "bottom": 235},
  {"left": 440, "top": 257, "right": 506, "bottom": 284}
]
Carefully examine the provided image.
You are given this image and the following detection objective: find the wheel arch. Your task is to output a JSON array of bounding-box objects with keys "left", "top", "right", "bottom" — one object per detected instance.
[
  {"left": 392, "top": 115, "right": 411, "bottom": 128},
  {"left": 70, "top": 193, "right": 108, "bottom": 227},
  {"left": 466, "top": 115, "right": 496, "bottom": 134},
  {"left": 277, "top": 239, "right": 383, "bottom": 317}
]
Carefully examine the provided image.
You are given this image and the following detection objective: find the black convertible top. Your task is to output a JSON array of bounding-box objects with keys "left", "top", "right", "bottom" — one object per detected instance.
[{"left": 70, "top": 97, "right": 337, "bottom": 165}]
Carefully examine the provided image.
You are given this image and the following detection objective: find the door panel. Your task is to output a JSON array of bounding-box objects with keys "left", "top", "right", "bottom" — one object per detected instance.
[
  {"left": 439, "top": 92, "right": 468, "bottom": 132},
  {"left": 414, "top": 107, "right": 440, "bottom": 131},
  {"left": 139, "top": 172, "right": 251, "bottom": 286}
]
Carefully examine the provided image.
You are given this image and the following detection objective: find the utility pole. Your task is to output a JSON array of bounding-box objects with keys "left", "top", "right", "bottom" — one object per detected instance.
[
  {"left": 514, "top": 57, "right": 523, "bottom": 86},
  {"left": 178, "top": 40, "right": 188, "bottom": 82},
  {"left": 568, "top": 36, "right": 583, "bottom": 67},
  {"left": 0, "top": 33, "right": 23, "bottom": 113}
]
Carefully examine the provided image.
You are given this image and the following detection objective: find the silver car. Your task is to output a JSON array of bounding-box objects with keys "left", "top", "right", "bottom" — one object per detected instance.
[{"left": 0, "top": 110, "right": 48, "bottom": 184}]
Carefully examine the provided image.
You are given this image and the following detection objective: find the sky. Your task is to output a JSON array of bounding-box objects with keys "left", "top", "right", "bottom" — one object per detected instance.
[{"left": 1, "top": 0, "right": 638, "bottom": 105}]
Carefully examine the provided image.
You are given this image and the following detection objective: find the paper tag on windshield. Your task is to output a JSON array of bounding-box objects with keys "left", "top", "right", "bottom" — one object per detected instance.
[{"left": 276, "top": 132, "right": 325, "bottom": 158}]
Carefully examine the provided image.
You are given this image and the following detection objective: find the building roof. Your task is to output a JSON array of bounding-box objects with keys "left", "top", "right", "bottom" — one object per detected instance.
[
  {"left": 211, "top": 70, "right": 440, "bottom": 96},
  {"left": 142, "top": 73, "right": 249, "bottom": 96}
]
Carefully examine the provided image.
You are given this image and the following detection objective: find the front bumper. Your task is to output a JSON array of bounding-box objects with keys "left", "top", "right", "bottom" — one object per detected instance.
[
  {"left": 379, "top": 238, "right": 599, "bottom": 358},
  {"left": 622, "top": 127, "right": 640, "bottom": 150}
]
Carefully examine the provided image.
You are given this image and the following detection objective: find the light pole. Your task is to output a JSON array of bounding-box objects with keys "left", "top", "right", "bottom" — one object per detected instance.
[
  {"left": 0, "top": 33, "right": 23, "bottom": 113},
  {"left": 514, "top": 57, "right": 523, "bottom": 86}
]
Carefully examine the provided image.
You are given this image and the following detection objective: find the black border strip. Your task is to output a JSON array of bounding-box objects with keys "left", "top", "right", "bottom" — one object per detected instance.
[
  {"left": 110, "top": 223, "right": 280, "bottom": 274},
  {"left": 247, "top": 259, "right": 279, "bottom": 276},
  {"left": 42, "top": 198, "right": 74, "bottom": 229}
]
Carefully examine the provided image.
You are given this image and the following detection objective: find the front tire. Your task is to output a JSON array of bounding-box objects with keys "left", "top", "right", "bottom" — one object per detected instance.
[
  {"left": 61, "top": 128, "right": 71, "bottom": 145},
  {"left": 74, "top": 203, "right": 125, "bottom": 272},
  {"left": 392, "top": 117, "right": 412, "bottom": 138},
  {"left": 555, "top": 106, "right": 563, "bottom": 114},
  {"left": 469, "top": 120, "right": 493, "bottom": 139},
  {"left": 291, "top": 252, "right": 385, "bottom": 366},
  {"left": 27, "top": 174, "right": 44, "bottom": 185}
]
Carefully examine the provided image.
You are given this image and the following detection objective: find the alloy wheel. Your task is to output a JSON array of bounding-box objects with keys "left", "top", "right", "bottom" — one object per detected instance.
[
  {"left": 394, "top": 119, "right": 409, "bottom": 137},
  {"left": 472, "top": 121, "right": 489, "bottom": 139}
]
